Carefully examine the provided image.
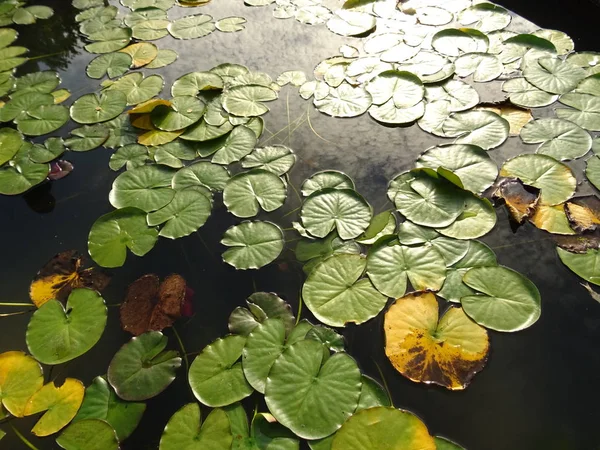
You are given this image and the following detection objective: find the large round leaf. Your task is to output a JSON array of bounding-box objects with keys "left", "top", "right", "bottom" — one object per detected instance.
[
  {"left": 424, "top": 80, "right": 479, "bottom": 112},
  {"left": 228, "top": 292, "right": 296, "bottom": 337},
  {"left": 172, "top": 161, "right": 230, "bottom": 191},
  {"left": 0, "top": 144, "right": 49, "bottom": 195},
  {"left": 0, "top": 351, "right": 43, "bottom": 417},
  {"left": 301, "top": 170, "right": 354, "bottom": 197},
  {"left": 523, "top": 56, "right": 586, "bottom": 94},
  {"left": 326, "top": 10, "right": 375, "bottom": 37},
  {"left": 502, "top": 77, "right": 558, "bottom": 108},
  {"left": 500, "top": 154, "right": 576, "bottom": 205},
  {"left": 557, "top": 247, "right": 600, "bottom": 285},
  {"left": 367, "top": 237, "right": 447, "bottom": 299},
  {"left": 556, "top": 93, "right": 600, "bottom": 131},
  {"left": 302, "top": 254, "right": 388, "bottom": 327},
  {"left": 103, "top": 73, "right": 164, "bottom": 106},
  {"left": 65, "top": 124, "right": 109, "bottom": 152},
  {"left": 16, "top": 104, "right": 69, "bottom": 136},
  {"left": 151, "top": 96, "right": 205, "bottom": 131},
  {"left": 172, "top": 72, "right": 223, "bottom": 97},
  {"left": 119, "top": 42, "right": 158, "bottom": 68},
  {"left": 301, "top": 188, "right": 372, "bottom": 240},
  {"left": 189, "top": 335, "right": 253, "bottom": 407},
  {"left": 222, "top": 84, "right": 277, "bottom": 117},
  {"left": 443, "top": 110, "right": 509, "bottom": 150},
  {"left": 331, "top": 407, "right": 436, "bottom": 450},
  {"left": 108, "top": 331, "right": 181, "bottom": 401},
  {"left": 109, "top": 165, "right": 176, "bottom": 212},
  {"left": 223, "top": 169, "right": 287, "bottom": 218},
  {"left": 462, "top": 266, "right": 541, "bottom": 332},
  {"left": 384, "top": 291, "right": 489, "bottom": 390},
  {"left": 241, "top": 145, "right": 296, "bottom": 176},
  {"left": 221, "top": 221, "right": 284, "bottom": 270},
  {"left": 314, "top": 83, "right": 372, "bottom": 118},
  {"left": 26, "top": 288, "right": 107, "bottom": 365},
  {"left": 416, "top": 144, "right": 498, "bottom": 194},
  {"left": 70, "top": 91, "right": 127, "bottom": 124},
  {"left": 365, "top": 70, "right": 424, "bottom": 107},
  {"left": 84, "top": 28, "right": 132, "bottom": 54},
  {"left": 264, "top": 339, "right": 362, "bottom": 440},
  {"left": 212, "top": 125, "right": 257, "bottom": 165},
  {"left": 56, "top": 419, "right": 119, "bottom": 450},
  {"left": 86, "top": 52, "right": 132, "bottom": 79},
  {"left": 455, "top": 52, "right": 502, "bottom": 82},
  {"left": 0, "top": 128, "right": 22, "bottom": 165},
  {"left": 88, "top": 207, "right": 159, "bottom": 268},
  {"left": 168, "top": 14, "right": 215, "bottom": 39},
  {"left": 520, "top": 118, "right": 592, "bottom": 160},
  {"left": 437, "top": 195, "right": 497, "bottom": 240},
  {"left": 73, "top": 376, "right": 145, "bottom": 441},
  {"left": 159, "top": 404, "right": 232, "bottom": 450},
  {"left": 0, "top": 92, "right": 54, "bottom": 123}
]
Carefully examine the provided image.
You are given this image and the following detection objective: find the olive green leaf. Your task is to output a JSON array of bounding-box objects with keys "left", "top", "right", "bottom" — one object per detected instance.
[
  {"left": 168, "top": 14, "right": 215, "bottom": 40},
  {"left": 86, "top": 52, "right": 132, "bottom": 79},
  {"left": 301, "top": 170, "right": 354, "bottom": 197},
  {"left": 65, "top": 124, "right": 109, "bottom": 152},
  {"left": 521, "top": 118, "right": 592, "bottom": 160},
  {"left": 223, "top": 169, "right": 287, "bottom": 218},
  {"left": 241, "top": 145, "right": 296, "bottom": 176},
  {"left": 109, "top": 165, "right": 176, "bottom": 212},
  {"left": 221, "top": 221, "right": 284, "bottom": 270},
  {"left": 56, "top": 419, "right": 119, "bottom": 450},
  {"left": 557, "top": 247, "right": 600, "bottom": 286},
  {"left": 228, "top": 292, "right": 296, "bottom": 337},
  {"left": 443, "top": 110, "right": 509, "bottom": 150},
  {"left": 70, "top": 91, "right": 127, "bottom": 124},
  {"left": 172, "top": 161, "right": 230, "bottom": 191},
  {"left": 222, "top": 84, "right": 278, "bottom": 117}
]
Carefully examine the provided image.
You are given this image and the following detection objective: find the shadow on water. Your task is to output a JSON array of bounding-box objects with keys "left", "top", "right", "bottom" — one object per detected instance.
[{"left": 0, "top": 0, "right": 600, "bottom": 449}]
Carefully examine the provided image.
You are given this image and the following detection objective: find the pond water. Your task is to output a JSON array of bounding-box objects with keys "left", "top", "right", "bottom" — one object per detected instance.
[{"left": 1, "top": 0, "right": 600, "bottom": 449}]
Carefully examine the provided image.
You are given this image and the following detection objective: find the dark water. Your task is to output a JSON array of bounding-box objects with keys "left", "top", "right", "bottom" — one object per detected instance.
[{"left": 1, "top": 0, "right": 600, "bottom": 449}]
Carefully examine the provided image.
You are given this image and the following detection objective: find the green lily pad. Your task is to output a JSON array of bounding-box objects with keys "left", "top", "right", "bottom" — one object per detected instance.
[
  {"left": 296, "top": 232, "right": 361, "bottom": 275},
  {"left": 277, "top": 71, "right": 307, "bottom": 87},
  {"left": 223, "top": 169, "right": 287, "bottom": 218},
  {"left": 109, "top": 165, "right": 176, "bottom": 212},
  {"left": 0, "top": 144, "right": 49, "bottom": 195},
  {"left": 458, "top": 3, "right": 511, "bottom": 32},
  {"left": 107, "top": 331, "right": 181, "bottom": 401},
  {"left": 65, "top": 124, "right": 109, "bottom": 152},
  {"left": 434, "top": 436, "right": 465, "bottom": 450},
  {"left": 0, "top": 127, "right": 22, "bottom": 165},
  {"left": 301, "top": 188, "right": 372, "bottom": 240},
  {"left": 368, "top": 99, "right": 425, "bottom": 124},
  {"left": 222, "top": 84, "right": 278, "bottom": 117},
  {"left": 443, "top": 110, "right": 509, "bottom": 150},
  {"left": 70, "top": 91, "right": 127, "bottom": 124},
  {"left": 462, "top": 266, "right": 541, "bottom": 332},
  {"left": 502, "top": 77, "right": 558, "bottom": 108},
  {"left": 432, "top": 28, "right": 489, "bottom": 57},
  {"left": 523, "top": 56, "right": 586, "bottom": 95},
  {"left": 146, "top": 49, "right": 178, "bottom": 69},
  {"left": 455, "top": 52, "right": 503, "bottom": 82},
  {"left": 265, "top": 339, "right": 361, "bottom": 439},
  {"left": 88, "top": 207, "right": 159, "bottom": 268},
  {"left": 103, "top": 73, "right": 164, "bottom": 106},
  {"left": 172, "top": 72, "right": 223, "bottom": 97},
  {"left": 151, "top": 96, "right": 205, "bottom": 131},
  {"left": 131, "top": 20, "right": 170, "bottom": 40},
  {"left": 556, "top": 93, "right": 600, "bottom": 131},
  {"left": 181, "top": 119, "right": 234, "bottom": 142},
  {"left": 189, "top": 335, "right": 253, "bottom": 407},
  {"left": 521, "top": 118, "right": 592, "bottom": 160},
  {"left": 365, "top": 70, "right": 424, "bottom": 107},
  {"left": 147, "top": 186, "right": 212, "bottom": 239},
  {"left": 85, "top": 27, "right": 132, "bottom": 54},
  {"left": 424, "top": 80, "right": 479, "bottom": 113},
  {"left": 15, "top": 104, "right": 69, "bottom": 136},
  {"left": 437, "top": 194, "right": 496, "bottom": 239},
  {"left": 172, "top": 161, "right": 230, "bottom": 191},
  {"left": 87, "top": 52, "right": 132, "bottom": 79},
  {"left": 29, "top": 137, "right": 65, "bottom": 163},
  {"left": 0, "top": 46, "right": 27, "bottom": 71},
  {"left": 212, "top": 125, "right": 257, "bottom": 164},
  {"left": 397, "top": 221, "right": 470, "bottom": 266},
  {"left": 416, "top": 144, "right": 498, "bottom": 194},
  {"left": 0, "top": 351, "right": 43, "bottom": 417},
  {"left": 0, "top": 27, "right": 17, "bottom": 48},
  {"left": 301, "top": 170, "right": 355, "bottom": 197},
  {"left": 216, "top": 16, "right": 246, "bottom": 32},
  {"left": 326, "top": 10, "right": 375, "bottom": 37},
  {"left": 500, "top": 154, "right": 576, "bottom": 205},
  {"left": 357, "top": 210, "right": 397, "bottom": 245},
  {"left": 557, "top": 247, "right": 600, "bottom": 286},
  {"left": 221, "top": 221, "right": 284, "bottom": 270},
  {"left": 26, "top": 288, "right": 107, "bottom": 365},
  {"left": 168, "top": 14, "right": 215, "bottom": 39},
  {"left": 160, "top": 404, "right": 232, "bottom": 450},
  {"left": 228, "top": 292, "right": 296, "bottom": 337},
  {"left": 303, "top": 253, "right": 387, "bottom": 327},
  {"left": 331, "top": 407, "right": 435, "bottom": 450},
  {"left": 367, "top": 236, "right": 447, "bottom": 298},
  {"left": 73, "top": 376, "right": 145, "bottom": 441},
  {"left": 241, "top": 145, "right": 296, "bottom": 176},
  {"left": 357, "top": 375, "right": 391, "bottom": 410},
  {"left": 12, "top": 71, "right": 60, "bottom": 97},
  {"left": 56, "top": 419, "right": 119, "bottom": 450},
  {"left": 109, "top": 144, "right": 150, "bottom": 171},
  {"left": 314, "top": 83, "right": 372, "bottom": 118}
]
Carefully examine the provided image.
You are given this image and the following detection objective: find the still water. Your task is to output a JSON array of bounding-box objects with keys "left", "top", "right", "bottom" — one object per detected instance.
[{"left": 1, "top": 0, "right": 600, "bottom": 448}]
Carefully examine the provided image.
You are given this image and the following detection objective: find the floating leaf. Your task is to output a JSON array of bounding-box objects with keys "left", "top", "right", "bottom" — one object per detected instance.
[
  {"left": 104, "top": 73, "right": 164, "bottom": 106},
  {"left": 443, "top": 110, "right": 509, "bottom": 150},
  {"left": 424, "top": 80, "right": 479, "bottom": 113},
  {"left": 455, "top": 52, "right": 502, "bottom": 82},
  {"left": 301, "top": 170, "right": 354, "bottom": 197},
  {"left": 520, "top": 118, "right": 591, "bottom": 161},
  {"left": 29, "top": 250, "right": 110, "bottom": 308},
  {"left": 502, "top": 77, "right": 558, "bottom": 108},
  {"left": 16, "top": 104, "right": 69, "bottom": 136},
  {"left": 149, "top": 187, "right": 212, "bottom": 238},
  {"left": 87, "top": 52, "right": 132, "bottom": 79},
  {"left": 476, "top": 101, "right": 532, "bottom": 135},
  {"left": 523, "top": 57, "right": 586, "bottom": 95},
  {"left": 303, "top": 254, "right": 387, "bottom": 327},
  {"left": 223, "top": 169, "right": 286, "bottom": 218},
  {"left": 0, "top": 144, "right": 49, "bottom": 195},
  {"left": 558, "top": 247, "right": 600, "bottom": 285},
  {"left": 212, "top": 125, "right": 257, "bottom": 164},
  {"left": 172, "top": 72, "right": 223, "bottom": 97},
  {"left": 0, "top": 46, "right": 27, "bottom": 72},
  {"left": 493, "top": 178, "right": 540, "bottom": 224},
  {"left": 189, "top": 335, "right": 253, "bottom": 407},
  {"left": 241, "top": 145, "right": 295, "bottom": 176},
  {"left": 151, "top": 96, "right": 204, "bottom": 131},
  {"left": 357, "top": 210, "right": 397, "bottom": 245},
  {"left": 366, "top": 70, "right": 423, "bottom": 107},
  {"left": 108, "top": 331, "right": 181, "bottom": 401},
  {"left": 119, "top": 274, "right": 187, "bottom": 335},
  {"left": 64, "top": 124, "right": 109, "bottom": 152},
  {"left": 565, "top": 196, "right": 600, "bottom": 233},
  {"left": 160, "top": 404, "right": 231, "bottom": 450},
  {"left": 85, "top": 27, "right": 132, "bottom": 54},
  {"left": 327, "top": 10, "right": 375, "bottom": 37},
  {"left": 88, "top": 207, "right": 159, "bottom": 268},
  {"left": 172, "top": 161, "right": 229, "bottom": 191},
  {"left": 367, "top": 237, "right": 446, "bottom": 298},
  {"left": 458, "top": 3, "right": 511, "bottom": 32},
  {"left": 23, "top": 379, "right": 84, "bottom": 437},
  {"left": 556, "top": 93, "right": 600, "bottom": 131},
  {"left": 500, "top": 154, "right": 576, "bottom": 205},
  {"left": 73, "top": 376, "right": 145, "bottom": 441},
  {"left": 265, "top": 339, "right": 361, "bottom": 439},
  {"left": 216, "top": 16, "right": 246, "bottom": 32},
  {"left": 277, "top": 71, "right": 307, "bottom": 87},
  {"left": 462, "top": 266, "right": 541, "bottom": 332},
  {"left": 70, "top": 91, "right": 127, "bottom": 124},
  {"left": 109, "top": 144, "right": 150, "bottom": 171},
  {"left": 222, "top": 84, "right": 277, "bottom": 117},
  {"left": 56, "top": 419, "right": 119, "bottom": 450},
  {"left": 146, "top": 49, "right": 178, "bottom": 69},
  {"left": 109, "top": 165, "right": 175, "bottom": 212},
  {"left": 331, "top": 407, "right": 436, "bottom": 450},
  {"left": 530, "top": 203, "right": 576, "bottom": 235},
  {"left": 168, "top": 14, "right": 215, "bottom": 39},
  {"left": 26, "top": 288, "right": 107, "bottom": 365},
  {"left": 0, "top": 127, "right": 22, "bottom": 165},
  {"left": 438, "top": 195, "right": 496, "bottom": 240},
  {"left": 0, "top": 351, "right": 43, "bottom": 417},
  {"left": 221, "top": 221, "right": 284, "bottom": 270},
  {"left": 228, "top": 292, "right": 295, "bottom": 337},
  {"left": 119, "top": 42, "right": 158, "bottom": 68},
  {"left": 314, "top": 83, "right": 371, "bottom": 118},
  {"left": 432, "top": 28, "right": 489, "bottom": 57}
]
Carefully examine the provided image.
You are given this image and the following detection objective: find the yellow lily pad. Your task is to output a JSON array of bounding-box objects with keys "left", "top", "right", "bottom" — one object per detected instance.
[
  {"left": 138, "top": 129, "right": 183, "bottom": 146},
  {"left": 119, "top": 42, "right": 158, "bottom": 69},
  {"left": 0, "top": 351, "right": 43, "bottom": 417}
]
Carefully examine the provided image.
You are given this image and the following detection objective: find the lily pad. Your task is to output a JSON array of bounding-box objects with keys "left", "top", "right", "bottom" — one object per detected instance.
[
  {"left": 455, "top": 52, "right": 503, "bottom": 82},
  {"left": 221, "top": 221, "right": 284, "bottom": 270},
  {"left": 223, "top": 169, "right": 287, "bottom": 218},
  {"left": 0, "top": 144, "right": 49, "bottom": 195},
  {"left": 0, "top": 46, "right": 27, "bottom": 72},
  {"left": 0, "top": 351, "right": 43, "bottom": 417},
  {"left": 103, "top": 73, "right": 164, "bottom": 106},
  {"left": 189, "top": 335, "right": 253, "bottom": 407},
  {"left": 168, "top": 14, "right": 215, "bottom": 40},
  {"left": 314, "top": 83, "right": 372, "bottom": 118},
  {"left": 87, "top": 52, "right": 132, "bottom": 79},
  {"left": 523, "top": 56, "right": 586, "bottom": 95},
  {"left": 73, "top": 376, "right": 145, "bottom": 441},
  {"left": 502, "top": 77, "right": 558, "bottom": 108},
  {"left": 331, "top": 407, "right": 436, "bottom": 450},
  {"left": 462, "top": 266, "right": 542, "bottom": 332},
  {"left": 443, "top": 110, "right": 509, "bottom": 150},
  {"left": 109, "top": 165, "right": 176, "bottom": 212},
  {"left": 241, "top": 145, "right": 296, "bottom": 176},
  {"left": 557, "top": 247, "right": 600, "bottom": 285},
  {"left": 172, "top": 161, "right": 230, "bottom": 191},
  {"left": 85, "top": 27, "right": 132, "bottom": 54},
  {"left": 26, "top": 288, "right": 107, "bottom": 365},
  {"left": 384, "top": 291, "right": 489, "bottom": 390},
  {"left": 521, "top": 118, "right": 591, "bottom": 161},
  {"left": 88, "top": 207, "right": 159, "bottom": 268},
  {"left": 424, "top": 80, "right": 479, "bottom": 113},
  {"left": 56, "top": 419, "right": 119, "bottom": 450},
  {"left": 228, "top": 292, "right": 295, "bottom": 337},
  {"left": 15, "top": 104, "right": 68, "bottom": 136},
  {"left": 216, "top": 17, "right": 246, "bottom": 32},
  {"left": 70, "top": 91, "right": 127, "bottom": 124},
  {"left": 556, "top": 93, "right": 600, "bottom": 131},
  {"left": 0, "top": 127, "right": 22, "bottom": 165},
  {"left": 64, "top": 125, "right": 109, "bottom": 152},
  {"left": 326, "top": 10, "right": 375, "bottom": 37},
  {"left": 159, "top": 404, "right": 232, "bottom": 450},
  {"left": 367, "top": 237, "right": 447, "bottom": 299},
  {"left": 146, "top": 49, "right": 178, "bottom": 69},
  {"left": 222, "top": 84, "right": 278, "bottom": 117},
  {"left": 212, "top": 125, "right": 257, "bottom": 164},
  {"left": 264, "top": 339, "right": 362, "bottom": 439},
  {"left": 172, "top": 72, "right": 223, "bottom": 97},
  {"left": 302, "top": 253, "right": 387, "bottom": 327},
  {"left": 119, "top": 42, "right": 158, "bottom": 68},
  {"left": 151, "top": 96, "right": 205, "bottom": 131},
  {"left": 437, "top": 195, "right": 496, "bottom": 240},
  {"left": 301, "top": 170, "right": 355, "bottom": 197},
  {"left": 109, "top": 144, "right": 150, "bottom": 171},
  {"left": 107, "top": 331, "right": 181, "bottom": 401}
]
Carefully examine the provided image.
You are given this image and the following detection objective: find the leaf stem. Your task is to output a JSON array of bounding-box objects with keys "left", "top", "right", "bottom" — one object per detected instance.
[
  {"left": 373, "top": 361, "right": 394, "bottom": 407},
  {"left": 0, "top": 303, "right": 34, "bottom": 307},
  {"left": 27, "top": 50, "right": 66, "bottom": 61},
  {"left": 295, "top": 290, "right": 303, "bottom": 325},
  {"left": 172, "top": 326, "right": 189, "bottom": 372},
  {"left": 281, "top": 206, "right": 301, "bottom": 218},
  {"left": 306, "top": 103, "right": 334, "bottom": 144},
  {"left": 10, "top": 425, "right": 39, "bottom": 450}
]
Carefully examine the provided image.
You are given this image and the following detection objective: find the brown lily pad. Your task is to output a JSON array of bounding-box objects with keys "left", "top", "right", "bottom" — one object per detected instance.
[
  {"left": 120, "top": 273, "right": 187, "bottom": 336},
  {"left": 384, "top": 291, "right": 489, "bottom": 391},
  {"left": 553, "top": 233, "right": 600, "bottom": 254},
  {"left": 493, "top": 177, "right": 541, "bottom": 224},
  {"left": 29, "top": 250, "right": 110, "bottom": 308},
  {"left": 564, "top": 195, "right": 600, "bottom": 233}
]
